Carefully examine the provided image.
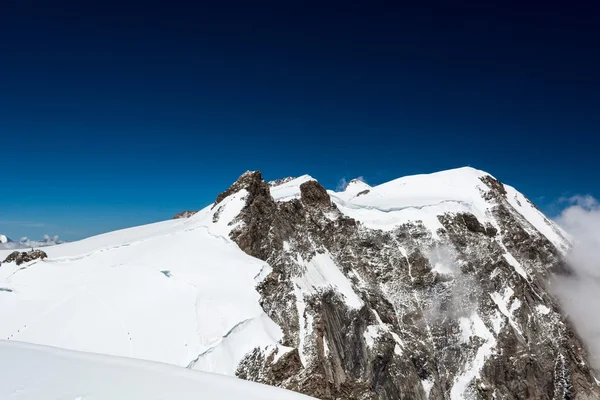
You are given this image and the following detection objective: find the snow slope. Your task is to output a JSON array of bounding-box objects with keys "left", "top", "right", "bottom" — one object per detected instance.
[
  {"left": 329, "top": 167, "right": 493, "bottom": 234},
  {"left": 0, "top": 340, "right": 315, "bottom": 400},
  {"left": 329, "top": 167, "right": 569, "bottom": 249},
  {"left": 0, "top": 189, "right": 283, "bottom": 375},
  {"left": 503, "top": 184, "right": 570, "bottom": 252}
]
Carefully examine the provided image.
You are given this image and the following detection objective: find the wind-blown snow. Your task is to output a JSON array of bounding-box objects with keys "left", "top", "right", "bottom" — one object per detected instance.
[
  {"left": 0, "top": 234, "right": 9, "bottom": 244},
  {"left": 0, "top": 340, "right": 315, "bottom": 400},
  {"left": 0, "top": 189, "right": 281, "bottom": 376}
]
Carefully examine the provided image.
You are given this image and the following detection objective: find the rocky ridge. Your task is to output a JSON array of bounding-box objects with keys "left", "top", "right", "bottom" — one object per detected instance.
[
  {"left": 173, "top": 210, "right": 198, "bottom": 219},
  {"left": 209, "top": 169, "right": 599, "bottom": 400},
  {"left": 3, "top": 249, "right": 48, "bottom": 266}
]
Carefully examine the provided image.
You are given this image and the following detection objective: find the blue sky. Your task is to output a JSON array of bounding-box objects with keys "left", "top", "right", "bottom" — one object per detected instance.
[{"left": 1, "top": 1, "right": 599, "bottom": 241}]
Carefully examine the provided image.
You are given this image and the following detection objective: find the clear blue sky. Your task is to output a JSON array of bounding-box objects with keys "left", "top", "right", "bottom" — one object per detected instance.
[{"left": 1, "top": 1, "right": 598, "bottom": 241}]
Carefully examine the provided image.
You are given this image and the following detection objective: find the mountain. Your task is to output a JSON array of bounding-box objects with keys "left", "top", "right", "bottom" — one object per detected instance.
[
  {"left": 0, "top": 340, "right": 315, "bottom": 400},
  {"left": 0, "top": 167, "right": 597, "bottom": 399},
  {"left": 0, "top": 234, "right": 64, "bottom": 250}
]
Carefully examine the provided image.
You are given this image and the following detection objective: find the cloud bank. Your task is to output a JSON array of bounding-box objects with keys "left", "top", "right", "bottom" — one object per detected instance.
[
  {"left": 0, "top": 235, "right": 65, "bottom": 250},
  {"left": 551, "top": 195, "right": 600, "bottom": 368}
]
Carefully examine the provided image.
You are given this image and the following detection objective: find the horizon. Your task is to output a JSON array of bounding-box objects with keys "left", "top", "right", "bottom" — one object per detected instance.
[
  {"left": 0, "top": 165, "right": 579, "bottom": 242},
  {"left": 2, "top": 1, "right": 599, "bottom": 241}
]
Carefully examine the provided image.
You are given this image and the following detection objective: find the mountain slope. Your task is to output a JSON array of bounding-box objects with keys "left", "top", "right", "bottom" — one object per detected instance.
[
  {"left": 0, "top": 189, "right": 284, "bottom": 374},
  {"left": 0, "top": 167, "right": 597, "bottom": 400},
  {"left": 0, "top": 340, "right": 315, "bottom": 400}
]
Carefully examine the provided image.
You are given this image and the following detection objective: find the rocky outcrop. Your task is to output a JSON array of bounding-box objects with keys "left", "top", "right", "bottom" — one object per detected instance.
[
  {"left": 299, "top": 181, "right": 332, "bottom": 208},
  {"left": 270, "top": 177, "right": 297, "bottom": 187},
  {"left": 212, "top": 171, "right": 600, "bottom": 399},
  {"left": 173, "top": 210, "right": 197, "bottom": 219},
  {"left": 3, "top": 249, "right": 48, "bottom": 266},
  {"left": 214, "top": 171, "right": 268, "bottom": 207}
]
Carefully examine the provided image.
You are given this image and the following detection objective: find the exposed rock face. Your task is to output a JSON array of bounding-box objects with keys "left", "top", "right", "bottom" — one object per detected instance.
[
  {"left": 299, "top": 181, "right": 332, "bottom": 208},
  {"left": 173, "top": 210, "right": 197, "bottom": 219},
  {"left": 211, "top": 171, "right": 600, "bottom": 400},
  {"left": 270, "top": 177, "right": 298, "bottom": 187},
  {"left": 3, "top": 250, "right": 48, "bottom": 266}
]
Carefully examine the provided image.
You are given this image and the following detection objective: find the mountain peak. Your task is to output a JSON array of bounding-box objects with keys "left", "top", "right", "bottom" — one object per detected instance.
[
  {"left": 214, "top": 170, "right": 267, "bottom": 206},
  {"left": 0, "top": 166, "right": 590, "bottom": 399}
]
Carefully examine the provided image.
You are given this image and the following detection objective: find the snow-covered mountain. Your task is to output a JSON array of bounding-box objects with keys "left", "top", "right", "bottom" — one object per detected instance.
[
  {"left": 0, "top": 234, "right": 64, "bottom": 250},
  {"left": 0, "top": 167, "right": 597, "bottom": 399},
  {"left": 0, "top": 341, "right": 315, "bottom": 400}
]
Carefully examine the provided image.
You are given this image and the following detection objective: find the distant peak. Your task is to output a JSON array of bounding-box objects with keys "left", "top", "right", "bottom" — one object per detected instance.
[
  {"left": 336, "top": 177, "right": 370, "bottom": 194},
  {"left": 173, "top": 210, "right": 197, "bottom": 219},
  {"left": 348, "top": 178, "right": 370, "bottom": 186},
  {"left": 269, "top": 177, "right": 296, "bottom": 187}
]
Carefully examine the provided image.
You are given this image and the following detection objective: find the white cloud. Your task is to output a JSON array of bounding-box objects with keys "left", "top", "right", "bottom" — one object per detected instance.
[
  {"left": 559, "top": 195, "right": 599, "bottom": 210},
  {"left": 551, "top": 195, "right": 600, "bottom": 368},
  {"left": 336, "top": 176, "right": 367, "bottom": 192},
  {"left": 336, "top": 177, "right": 349, "bottom": 191},
  {"left": 0, "top": 235, "right": 65, "bottom": 250}
]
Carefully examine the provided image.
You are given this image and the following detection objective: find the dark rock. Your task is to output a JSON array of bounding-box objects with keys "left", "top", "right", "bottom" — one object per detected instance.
[
  {"left": 3, "top": 250, "right": 48, "bottom": 266},
  {"left": 172, "top": 210, "right": 197, "bottom": 219},
  {"left": 485, "top": 224, "right": 498, "bottom": 237},
  {"left": 299, "top": 181, "right": 331, "bottom": 208},
  {"left": 481, "top": 175, "right": 508, "bottom": 197},
  {"left": 357, "top": 189, "right": 370, "bottom": 197},
  {"left": 214, "top": 171, "right": 266, "bottom": 207},
  {"left": 460, "top": 213, "right": 486, "bottom": 234}
]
